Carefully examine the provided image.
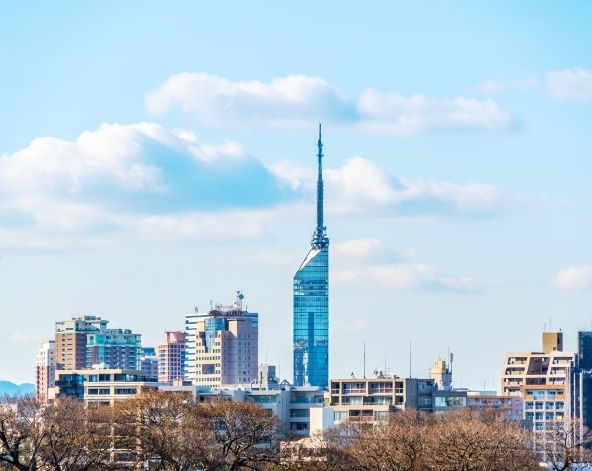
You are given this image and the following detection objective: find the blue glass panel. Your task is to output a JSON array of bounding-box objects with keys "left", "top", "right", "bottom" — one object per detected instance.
[{"left": 293, "top": 245, "right": 329, "bottom": 387}]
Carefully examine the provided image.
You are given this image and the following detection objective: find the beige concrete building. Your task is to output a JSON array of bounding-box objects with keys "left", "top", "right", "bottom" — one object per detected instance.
[
  {"left": 328, "top": 375, "right": 466, "bottom": 424},
  {"left": 35, "top": 340, "right": 55, "bottom": 403},
  {"left": 156, "top": 331, "right": 186, "bottom": 382},
  {"left": 501, "top": 332, "right": 575, "bottom": 397},
  {"left": 501, "top": 331, "right": 576, "bottom": 459},
  {"left": 51, "top": 368, "right": 164, "bottom": 405},
  {"left": 186, "top": 293, "right": 258, "bottom": 387}
]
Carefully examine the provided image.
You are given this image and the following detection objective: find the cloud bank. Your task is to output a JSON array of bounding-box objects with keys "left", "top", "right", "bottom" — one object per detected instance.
[
  {"left": 0, "top": 123, "right": 513, "bottom": 250},
  {"left": 271, "top": 156, "right": 508, "bottom": 218},
  {"left": 546, "top": 68, "right": 592, "bottom": 103},
  {"left": 146, "top": 73, "right": 516, "bottom": 134},
  {"left": 332, "top": 238, "right": 477, "bottom": 292},
  {"left": 552, "top": 265, "right": 592, "bottom": 290}
]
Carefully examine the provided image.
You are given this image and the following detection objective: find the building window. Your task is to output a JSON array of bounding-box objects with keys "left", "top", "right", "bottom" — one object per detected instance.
[{"left": 290, "top": 423, "right": 309, "bottom": 431}]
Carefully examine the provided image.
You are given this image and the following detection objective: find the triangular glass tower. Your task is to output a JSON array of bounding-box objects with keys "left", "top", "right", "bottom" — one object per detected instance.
[{"left": 293, "top": 124, "right": 329, "bottom": 388}]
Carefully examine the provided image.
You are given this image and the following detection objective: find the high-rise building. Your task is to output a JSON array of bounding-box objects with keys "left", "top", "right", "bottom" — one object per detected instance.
[
  {"left": 184, "top": 292, "right": 258, "bottom": 387},
  {"left": 55, "top": 316, "right": 107, "bottom": 370},
  {"left": 156, "top": 331, "right": 186, "bottom": 382},
  {"left": 500, "top": 331, "right": 575, "bottom": 460},
  {"left": 55, "top": 316, "right": 141, "bottom": 371},
  {"left": 293, "top": 125, "right": 329, "bottom": 388},
  {"left": 35, "top": 340, "right": 55, "bottom": 403},
  {"left": 86, "top": 328, "right": 141, "bottom": 369},
  {"left": 566, "top": 331, "right": 592, "bottom": 436}
]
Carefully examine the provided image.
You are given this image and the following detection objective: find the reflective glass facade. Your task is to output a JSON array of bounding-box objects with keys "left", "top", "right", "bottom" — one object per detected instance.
[
  {"left": 293, "top": 245, "right": 329, "bottom": 387},
  {"left": 294, "top": 124, "right": 329, "bottom": 388}
]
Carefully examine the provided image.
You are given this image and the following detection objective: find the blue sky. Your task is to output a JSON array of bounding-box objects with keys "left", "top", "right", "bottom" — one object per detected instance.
[{"left": 0, "top": 1, "right": 591, "bottom": 388}]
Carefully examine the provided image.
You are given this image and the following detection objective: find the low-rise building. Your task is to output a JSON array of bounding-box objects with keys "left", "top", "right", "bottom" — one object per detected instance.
[
  {"left": 50, "top": 368, "right": 165, "bottom": 405},
  {"left": 327, "top": 375, "right": 467, "bottom": 424}
]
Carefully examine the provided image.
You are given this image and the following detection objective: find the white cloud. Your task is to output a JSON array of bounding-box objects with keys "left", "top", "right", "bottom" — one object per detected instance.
[
  {"left": 333, "top": 238, "right": 401, "bottom": 265},
  {"left": 146, "top": 72, "right": 515, "bottom": 134},
  {"left": 0, "top": 121, "right": 514, "bottom": 252},
  {"left": 341, "top": 320, "right": 368, "bottom": 331},
  {"left": 271, "top": 156, "right": 508, "bottom": 217},
  {"left": 474, "top": 77, "right": 538, "bottom": 95},
  {"left": 10, "top": 331, "right": 43, "bottom": 343},
  {"left": 0, "top": 122, "right": 248, "bottom": 198},
  {"left": 357, "top": 90, "right": 514, "bottom": 133},
  {"left": 237, "top": 251, "right": 297, "bottom": 267},
  {"left": 0, "top": 122, "right": 290, "bottom": 249},
  {"left": 332, "top": 237, "right": 477, "bottom": 292},
  {"left": 332, "top": 263, "right": 477, "bottom": 292},
  {"left": 552, "top": 265, "right": 592, "bottom": 290},
  {"left": 145, "top": 72, "right": 354, "bottom": 125},
  {"left": 546, "top": 68, "right": 592, "bottom": 103}
]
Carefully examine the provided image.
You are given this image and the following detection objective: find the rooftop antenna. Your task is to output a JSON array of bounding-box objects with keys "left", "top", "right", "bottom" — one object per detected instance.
[
  {"left": 550, "top": 318, "right": 552, "bottom": 332},
  {"left": 363, "top": 341, "right": 366, "bottom": 379},
  {"left": 409, "top": 341, "right": 412, "bottom": 378}
]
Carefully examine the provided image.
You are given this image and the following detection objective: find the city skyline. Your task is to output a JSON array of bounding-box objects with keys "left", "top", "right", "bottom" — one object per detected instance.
[{"left": 0, "top": 2, "right": 591, "bottom": 388}]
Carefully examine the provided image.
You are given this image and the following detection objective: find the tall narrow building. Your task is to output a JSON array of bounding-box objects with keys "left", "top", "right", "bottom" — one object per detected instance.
[
  {"left": 293, "top": 124, "right": 329, "bottom": 388},
  {"left": 35, "top": 340, "right": 55, "bottom": 403}
]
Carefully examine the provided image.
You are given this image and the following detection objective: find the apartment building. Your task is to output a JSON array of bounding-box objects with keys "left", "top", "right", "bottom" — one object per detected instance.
[
  {"left": 184, "top": 292, "right": 258, "bottom": 387},
  {"left": 35, "top": 340, "right": 55, "bottom": 403},
  {"left": 55, "top": 316, "right": 107, "bottom": 370},
  {"left": 51, "top": 368, "right": 164, "bottom": 405},
  {"left": 156, "top": 331, "right": 186, "bottom": 382},
  {"left": 327, "top": 375, "right": 466, "bottom": 424}
]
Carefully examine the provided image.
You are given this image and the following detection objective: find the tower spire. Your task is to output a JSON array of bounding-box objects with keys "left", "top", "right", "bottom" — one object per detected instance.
[
  {"left": 312, "top": 123, "right": 328, "bottom": 249},
  {"left": 317, "top": 123, "right": 324, "bottom": 233}
]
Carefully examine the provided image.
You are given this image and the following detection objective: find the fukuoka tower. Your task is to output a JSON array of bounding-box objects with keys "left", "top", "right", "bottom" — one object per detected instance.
[{"left": 293, "top": 124, "right": 329, "bottom": 388}]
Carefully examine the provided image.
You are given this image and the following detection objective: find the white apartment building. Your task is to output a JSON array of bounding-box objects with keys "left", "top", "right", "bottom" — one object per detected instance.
[{"left": 35, "top": 340, "right": 55, "bottom": 403}]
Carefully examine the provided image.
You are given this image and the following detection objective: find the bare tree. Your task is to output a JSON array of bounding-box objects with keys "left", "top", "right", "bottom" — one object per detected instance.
[
  {"left": 535, "top": 419, "right": 592, "bottom": 471},
  {"left": 424, "top": 408, "right": 538, "bottom": 471},
  {"left": 36, "top": 397, "right": 123, "bottom": 471},
  {"left": 0, "top": 394, "right": 45, "bottom": 471},
  {"left": 114, "top": 389, "right": 216, "bottom": 471},
  {"left": 346, "top": 410, "right": 432, "bottom": 471},
  {"left": 198, "top": 399, "right": 284, "bottom": 471}
]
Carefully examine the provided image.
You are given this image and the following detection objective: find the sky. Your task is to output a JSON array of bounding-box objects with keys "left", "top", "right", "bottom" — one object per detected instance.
[{"left": 0, "top": 1, "right": 591, "bottom": 389}]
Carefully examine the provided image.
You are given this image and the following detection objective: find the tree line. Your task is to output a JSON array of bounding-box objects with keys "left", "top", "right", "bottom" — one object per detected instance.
[{"left": 0, "top": 390, "right": 590, "bottom": 471}]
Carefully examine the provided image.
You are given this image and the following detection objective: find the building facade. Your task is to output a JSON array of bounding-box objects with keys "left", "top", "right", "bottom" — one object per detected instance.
[
  {"left": 156, "top": 331, "right": 186, "bottom": 382},
  {"left": 35, "top": 340, "right": 55, "bottom": 403},
  {"left": 86, "top": 328, "right": 141, "bottom": 369},
  {"left": 51, "top": 368, "right": 163, "bottom": 405},
  {"left": 55, "top": 316, "right": 141, "bottom": 371},
  {"left": 184, "top": 292, "right": 258, "bottom": 387},
  {"left": 565, "top": 331, "right": 592, "bottom": 438},
  {"left": 140, "top": 355, "right": 158, "bottom": 381},
  {"left": 55, "top": 316, "right": 107, "bottom": 370},
  {"left": 500, "top": 331, "right": 576, "bottom": 459},
  {"left": 293, "top": 125, "right": 329, "bottom": 388},
  {"left": 327, "top": 375, "right": 467, "bottom": 424}
]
